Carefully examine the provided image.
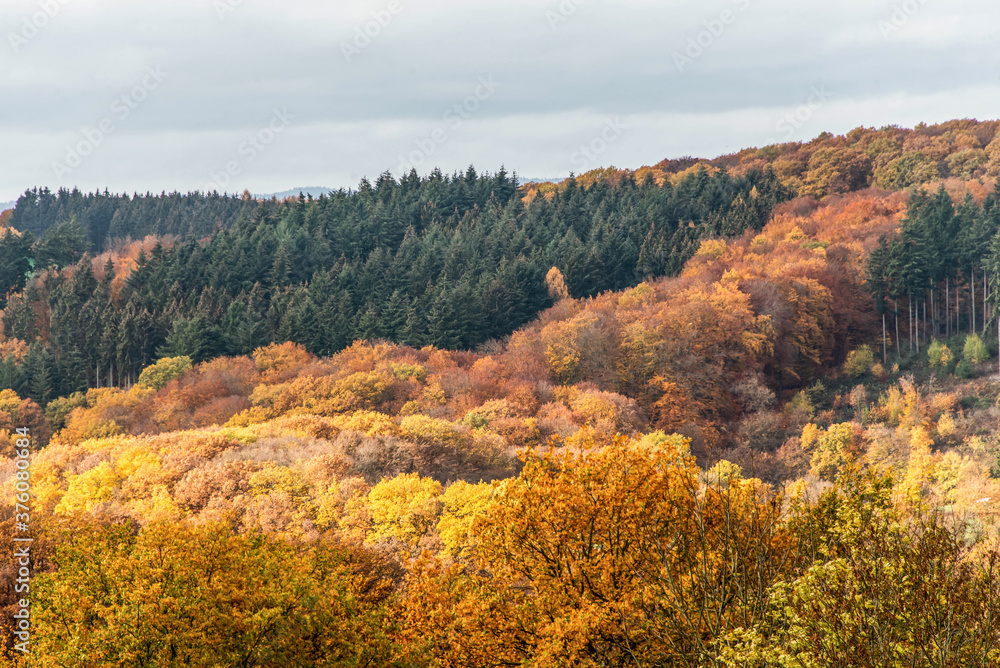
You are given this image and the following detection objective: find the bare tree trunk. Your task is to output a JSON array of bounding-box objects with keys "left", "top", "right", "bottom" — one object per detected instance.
[
  {"left": 947, "top": 276, "right": 951, "bottom": 337},
  {"left": 924, "top": 288, "right": 937, "bottom": 338},
  {"left": 895, "top": 303, "right": 900, "bottom": 357},
  {"left": 882, "top": 312, "right": 887, "bottom": 364},
  {"left": 909, "top": 296, "right": 913, "bottom": 352},
  {"left": 973, "top": 265, "right": 977, "bottom": 335},
  {"left": 957, "top": 278, "right": 961, "bottom": 336}
]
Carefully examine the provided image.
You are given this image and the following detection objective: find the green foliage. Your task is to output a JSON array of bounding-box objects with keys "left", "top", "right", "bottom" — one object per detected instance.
[
  {"left": 1, "top": 167, "right": 788, "bottom": 392},
  {"left": 390, "top": 362, "right": 427, "bottom": 383},
  {"left": 927, "top": 339, "right": 952, "bottom": 368},
  {"left": 787, "top": 390, "right": 814, "bottom": 418},
  {"left": 43, "top": 391, "right": 87, "bottom": 432},
  {"left": 156, "top": 318, "right": 222, "bottom": 364},
  {"left": 874, "top": 151, "right": 940, "bottom": 189},
  {"left": 137, "top": 356, "right": 193, "bottom": 390},
  {"left": 843, "top": 344, "right": 874, "bottom": 377},
  {"left": 34, "top": 215, "right": 90, "bottom": 269},
  {"left": 0, "top": 227, "right": 35, "bottom": 309},
  {"left": 719, "top": 469, "right": 1000, "bottom": 666},
  {"left": 964, "top": 332, "right": 988, "bottom": 365}
]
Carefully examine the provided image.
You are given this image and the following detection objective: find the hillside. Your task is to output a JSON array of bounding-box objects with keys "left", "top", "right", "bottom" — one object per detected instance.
[{"left": 2, "top": 124, "right": 1000, "bottom": 662}]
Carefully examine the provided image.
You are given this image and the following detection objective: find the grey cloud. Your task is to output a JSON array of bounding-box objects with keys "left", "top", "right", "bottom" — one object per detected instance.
[{"left": 0, "top": 0, "right": 998, "bottom": 200}]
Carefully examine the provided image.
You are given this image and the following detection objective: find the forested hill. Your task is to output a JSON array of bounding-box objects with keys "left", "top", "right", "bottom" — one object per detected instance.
[
  {"left": 523, "top": 118, "right": 1000, "bottom": 200},
  {"left": 11, "top": 119, "right": 999, "bottom": 250},
  {"left": 0, "top": 166, "right": 786, "bottom": 400},
  {"left": 6, "top": 189, "right": 258, "bottom": 252}
]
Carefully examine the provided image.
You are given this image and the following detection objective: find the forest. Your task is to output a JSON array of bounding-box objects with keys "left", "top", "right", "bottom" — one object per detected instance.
[{"left": 2, "top": 119, "right": 1000, "bottom": 665}]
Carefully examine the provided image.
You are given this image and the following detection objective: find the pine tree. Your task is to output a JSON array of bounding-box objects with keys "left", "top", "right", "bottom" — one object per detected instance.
[{"left": 23, "top": 342, "right": 53, "bottom": 406}]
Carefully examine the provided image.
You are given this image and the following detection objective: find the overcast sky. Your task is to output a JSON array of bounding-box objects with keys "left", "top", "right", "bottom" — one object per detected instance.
[{"left": 1, "top": 0, "right": 998, "bottom": 202}]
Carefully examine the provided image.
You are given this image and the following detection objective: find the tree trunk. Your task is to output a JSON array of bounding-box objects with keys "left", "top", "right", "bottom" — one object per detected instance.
[
  {"left": 972, "top": 265, "right": 977, "bottom": 335},
  {"left": 922, "top": 298, "right": 927, "bottom": 351},
  {"left": 946, "top": 276, "right": 951, "bottom": 337},
  {"left": 882, "top": 312, "right": 887, "bottom": 364},
  {"left": 924, "top": 288, "right": 937, "bottom": 338},
  {"left": 895, "top": 303, "right": 900, "bottom": 357},
  {"left": 909, "top": 296, "right": 913, "bottom": 352}
]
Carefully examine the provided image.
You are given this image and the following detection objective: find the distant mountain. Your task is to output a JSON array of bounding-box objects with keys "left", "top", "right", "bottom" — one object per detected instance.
[
  {"left": 0, "top": 201, "right": 15, "bottom": 212},
  {"left": 256, "top": 187, "right": 333, "bottom": 200}
]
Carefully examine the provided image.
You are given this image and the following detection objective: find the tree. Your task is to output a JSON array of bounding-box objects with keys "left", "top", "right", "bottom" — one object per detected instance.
[
  {"left": 0, "top": 228, "right": 34, "bottom": 309},
  {"left": 545, "top": 266, "right": 570, "bottom": 301},
  {"left": 34, "top": 215, "right": 90, "bottom": 269},
  {"left": 22, "top": 341, "right": 53, "bottom": 406},
  {"left": 156, "top": 317, "right": 222, "bottom": 364},
  {"left": 720, "top": 469, "right": 1000, "bottom": 666},
  {"left": 366, "top": 473, "right": 443, "bottom": 546},
  {"left": 402, "top": 432, "right": 794, "bottom": 667},
  {"left": 31, "top": 521, "right": 408, "bottom": 666},
  {"left": 964, "top": 332, "right": 988, "bottom": 365},
  {"left": 137, "top": 356, "right": 193, "bottom": 390}
]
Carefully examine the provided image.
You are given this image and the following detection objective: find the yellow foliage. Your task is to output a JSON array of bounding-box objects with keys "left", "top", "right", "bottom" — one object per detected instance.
[
  {"left": 843, "top": 345, "right": 874, "bottom": 377},
  {"left": 633, "top": 430, "right": 691, "bottom": 460},
  {"left": 400, "top": 414, "right": 470, "bottom": 448},
  {"left": 785, "top": 226, "right": 808, "bottom": 242},
  {"left": 389, "top": 361, "right": 427, "bottom": 383},
  {"left": 437, "top": 481, "right": 495, "bottom": 558},
  {"left": 56, "top": 460, "right": 121, "bottom": 514},
  {"left": 900, "top": 426, "right": 937, "bottom": 505},
  {"left": 618, "top": 282, "right": 655, "bottom": 309},
  {"left": 367, "top": 473, "right": 443, "bottom": 546},
  {"left": 801, "top": 422, "right": 857, "bottom": 481},
  {"left": 696, "top": 238, "right": 727, "bottom": 259},
  {"left": 936, "top": 412, "right": 957, "bottom": 438},
  {"left": 331, "top": 411, "right": 400, "bottom": 437},
  {"left": 545, "top": 266, "right": 571, "bottom": 301}
]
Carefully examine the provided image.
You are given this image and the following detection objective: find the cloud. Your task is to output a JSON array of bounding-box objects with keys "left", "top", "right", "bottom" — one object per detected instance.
[{"left": 1, "top": 0, "right": 998, "bottom": 199}]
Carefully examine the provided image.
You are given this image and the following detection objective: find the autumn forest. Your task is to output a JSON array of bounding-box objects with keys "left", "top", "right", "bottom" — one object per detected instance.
[{"left": 4, "top": 119, "right": 1000, "bottom": 665}]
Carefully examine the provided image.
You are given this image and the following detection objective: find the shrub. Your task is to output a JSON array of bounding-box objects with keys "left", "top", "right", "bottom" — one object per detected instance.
[
  {"left": 843, "top": 345, "right": 874, "bottom": 377},
  {"left": 963, "top": 333, "right": 988, "bottom": 365},
  {"left": 927, "top": 340, "right": 952, "bottom": 368},
  {"left": 138, "top": 356, "right": 193, "bottom": 391}
]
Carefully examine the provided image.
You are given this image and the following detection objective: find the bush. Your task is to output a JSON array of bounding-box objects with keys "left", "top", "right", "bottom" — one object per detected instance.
[
  {"left": 927, "top": 340, "right": 952, "bottom": 368},
  {"left": 138, "top": 356, "right": 193, "bottom": 391},
  {"left": 963, "top": 333, "right": 988, "bottom": 365},
  {"left": 955, "top": 359, "right": 972, "bottom": 379},
  {"left": 843, "top": 345, "right": 875, "bottom": 377}
]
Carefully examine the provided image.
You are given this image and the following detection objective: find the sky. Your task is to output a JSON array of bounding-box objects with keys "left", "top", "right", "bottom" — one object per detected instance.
[{"left": 1, "top": 0, "right": 999, "bottom": 203}]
